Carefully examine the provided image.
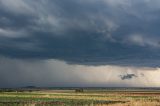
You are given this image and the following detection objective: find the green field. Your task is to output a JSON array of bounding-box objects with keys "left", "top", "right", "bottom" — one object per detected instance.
[{"left": 0, "top": 89, "right": 160, "bottom": 106}]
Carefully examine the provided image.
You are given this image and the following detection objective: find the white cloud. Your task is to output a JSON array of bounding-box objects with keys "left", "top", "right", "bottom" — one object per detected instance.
[
  {"left": 0, "top": 28, "right": 27, "bottom": 38},
  {"left": 0, "top": 0, "right": 34, "bottom": 15},
  {"left": 127, "top": 34, "right": 160, "bottom": 48}
]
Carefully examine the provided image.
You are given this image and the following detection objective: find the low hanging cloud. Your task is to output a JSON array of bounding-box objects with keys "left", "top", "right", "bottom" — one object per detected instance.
[
  {"left": 0, "top": 1, "right": 160, "bottom": 67},
  {"left": 0, "top": 56, "right": 160, "bottom": 88}
]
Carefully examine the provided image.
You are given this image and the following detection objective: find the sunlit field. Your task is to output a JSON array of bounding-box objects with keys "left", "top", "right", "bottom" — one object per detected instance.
[{"left": 0, "top": 88, "right": 160, "bottom": 106}]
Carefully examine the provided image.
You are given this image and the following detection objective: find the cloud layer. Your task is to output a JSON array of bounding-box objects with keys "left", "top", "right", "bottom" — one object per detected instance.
[
  {"left": 0, "top": 0, "right": 160, "bottom": 67},
  {"left": 1, "top": 56, "right": 160, "bottom": 88}
]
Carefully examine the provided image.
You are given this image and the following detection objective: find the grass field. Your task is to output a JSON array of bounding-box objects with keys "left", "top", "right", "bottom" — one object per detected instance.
[{"left": 0, "top": 88, "right": 160, "bottom": 106}]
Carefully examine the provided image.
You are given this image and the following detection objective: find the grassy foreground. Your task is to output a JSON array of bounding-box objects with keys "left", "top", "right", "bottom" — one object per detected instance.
[{"left": 0, "top": 89, "right": 160, "bottom": 106}]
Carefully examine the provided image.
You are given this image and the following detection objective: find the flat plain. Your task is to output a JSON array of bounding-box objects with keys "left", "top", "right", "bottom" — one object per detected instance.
[{"left": 0, "top": 88, "right": 160, "bottom": 106}]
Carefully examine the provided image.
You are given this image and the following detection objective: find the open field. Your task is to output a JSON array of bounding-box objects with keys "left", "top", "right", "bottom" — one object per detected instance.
[{"left": 0, "top": 88, "right": 160, "bottom": 106}]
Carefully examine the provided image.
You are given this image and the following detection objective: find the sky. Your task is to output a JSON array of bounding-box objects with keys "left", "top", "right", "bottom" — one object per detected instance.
[{"left": 0, "top": 0, "right": 160, "bottom": 87}]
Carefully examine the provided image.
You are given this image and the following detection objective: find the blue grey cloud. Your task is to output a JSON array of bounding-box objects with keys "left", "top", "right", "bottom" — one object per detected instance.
[{"left": 0, "top": 0, "right": 160, "bottom": 67}]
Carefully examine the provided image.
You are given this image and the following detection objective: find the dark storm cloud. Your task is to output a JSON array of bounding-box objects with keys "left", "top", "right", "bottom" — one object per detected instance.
[
  {"left": 119, "top": 74, "right": 137, "bottom": 80},
  {"left": 1, "top": 0, "right": 160, "bottom": 67}
]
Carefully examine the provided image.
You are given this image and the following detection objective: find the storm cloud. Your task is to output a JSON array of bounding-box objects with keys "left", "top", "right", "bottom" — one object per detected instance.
[
  {"left": 0, "top": 0, "right": 160, "bottom": 67},
  {"left": 1, "top": 0, "right": 160, "bottom": 87}
]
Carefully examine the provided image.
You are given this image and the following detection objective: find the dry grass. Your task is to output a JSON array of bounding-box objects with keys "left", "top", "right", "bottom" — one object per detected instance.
[{"left": 0, "top": 90, "right": 160, "bottom": 106}]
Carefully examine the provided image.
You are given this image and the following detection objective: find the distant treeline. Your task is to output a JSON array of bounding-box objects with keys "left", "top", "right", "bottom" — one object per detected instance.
[
  {"left": 0, "top": 89, "right": 39, "bottom": 92},
  {"left": 1, "top": 87, "right": 160, "bottom": 92}
]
